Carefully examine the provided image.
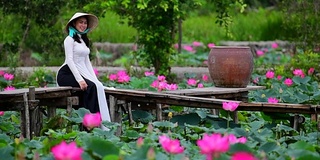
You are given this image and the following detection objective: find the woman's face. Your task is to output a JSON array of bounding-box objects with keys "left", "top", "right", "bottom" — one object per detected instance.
[{"left": 74, "top": 17, "right": 88, "bottom": 32}]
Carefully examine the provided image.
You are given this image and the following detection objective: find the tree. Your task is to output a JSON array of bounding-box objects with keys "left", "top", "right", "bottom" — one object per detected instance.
[
  {"left": 0, "top": 0, "right": 93, "bottom": 67},
  {"left": 0, "top": 0, "right": 68, "bottom": 66},
  {"left": 280, "top": 0, "right": 320, "bottom": 50},
  {"left": 85, "top": 0, "right": 246, "bottom": 76}
]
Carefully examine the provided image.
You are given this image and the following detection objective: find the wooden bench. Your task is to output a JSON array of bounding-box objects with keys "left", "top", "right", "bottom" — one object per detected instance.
[{"left": 0, "top": 86, "right": 79, "bottom": 139}]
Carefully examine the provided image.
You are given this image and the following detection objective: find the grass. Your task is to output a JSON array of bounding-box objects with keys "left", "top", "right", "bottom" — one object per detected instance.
[{"left": 90, "top": 12, "right": 137, "bottom": 43}]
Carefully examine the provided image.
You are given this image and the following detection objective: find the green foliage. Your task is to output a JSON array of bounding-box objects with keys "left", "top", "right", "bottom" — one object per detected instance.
[
  {"left": 84, "top": 0, "right": 246, "bottom": 75},
  {"left": 171, "top": 46, "right": 209, "bottom": 67},
  {"left": 253, "top": 48, "right": 292, "bottom": 75},
  {"left": 0, "top": 112, "right": 21, "bottom": 137},
  {"left": 288, "top": 51, "right": 320, "bottom": 81},
  {"left": 280, "top": 0, "right": 320, "bottom": 50},
  {"left": 27, "top": 67, "right": 56, "bottom": 87},
  {"left": 0, "top": 0, "right": 68, "bottom": 66},
  {"left": 90, "top": 11, "right": 137, "bottom": 43}
]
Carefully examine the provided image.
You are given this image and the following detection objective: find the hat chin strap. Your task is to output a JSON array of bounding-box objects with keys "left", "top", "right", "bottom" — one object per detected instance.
[{"left": 68, "top": 26, "right": 90, "bottom": 37}]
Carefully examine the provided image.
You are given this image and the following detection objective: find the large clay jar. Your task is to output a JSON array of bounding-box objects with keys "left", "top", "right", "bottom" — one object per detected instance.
[{"left": 207, "top": 46, "right": 253, "bottom": 88}]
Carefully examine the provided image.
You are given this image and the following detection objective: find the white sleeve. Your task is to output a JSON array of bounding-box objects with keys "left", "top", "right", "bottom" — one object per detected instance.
[{"left": 64, "top": 36, "right": 84, "bottom": 82}]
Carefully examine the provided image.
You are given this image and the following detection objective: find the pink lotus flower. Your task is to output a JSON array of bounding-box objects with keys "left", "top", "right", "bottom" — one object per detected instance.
[
  {"left": 158, "top": 81, "right": 168, "bottom": 91},
  {"left": 237, "top": 137, "right": 247, "bottom": 144},
  {"left": 82, "top": 112, "right": 102, "bottom": 130},
  {"left": 157, "top": 75, "right": 166, "bottom": 81},
  {"left": 197, "top": 83, "right": 204, "bottom": 88},
  {"left": 207, "top": 43, "right": 215, "bottom": 48},
  {"left": 173, "top": 43, "right": 179, "bottom": 49},
  {"left": 183, "top": 45, "right": 195, "bottom": 53},
  {"left": 227, "top": 134, "right": 247, "bottom": 144},
  {"left": 144, "top": 71, "right": 154, "bottom": 76},
  {"left": 284, "top": 78, "right": 293, "bottom": 87},
  {"left": 222, "top": 101, "right": 239, "bottom": 112},
  {"left": 192, "top": 41, "right": 202, "bottom": 47},
  {"left": 197, "top": 133, "right": 230, "bottom": 160},
  {"left": 117, "top": 74, "right": 130, "bottom": 83},
  {"left": 159, "top": 135, "right": 184, "bottom": 154},
  {"left": 277, "top": 75, "right": 282, "bottom": 80},
  {"left": 271, "top": 42, "right": 278, "bottom": 49},
  {"left": 0, "top": 111, "right": 4, "bottom": 116},
  {"left": 187, "top": 78, "right": 197, "bottom": 86},
  {"left": 137, "top": 137, "right": 144, "bottom": 148},
  {"left": 202, "top": 74, "right": 209, "bottom": 82},
  {"left": 0, "top": 70, "right": 5, "bottom": 76},
  {"left": 166, "top": 84, "right": 178, "bottom": 90},
  {"left": 231, "top": 152, "right": 257, "bottom": 160},
  {"left": 93, "top": 68, "right": 99, "bottom": 76},
  {"left": 308, "top": 68, "right": 315, "bottom": 75},
  {"left": 147, "top": 123, "right": 153, "bottom": 133},
  {"left": 4, "top": 73, "right": 14, "bottom": 81},
  {"left": 117, "top": 70, "right": 127, "bottom": 76},
  {"left": 147, "top": 147, "right": 155, "bottom": 160},
  {"left": 116, "top": 70, "right": 130, "bottom": 83},
  {"left": 268, "top": 97, "right": 279, "bottom": 103},
  {"left": 265, "top": 71, "right": 275, "bottom": 79},
  {"left": 132, "top": 44, "right": 138, "bottom": 51},
  {"left": 293, "top": 69, "right": 305, "bottom": 78},
  {"left": 151, "top": 80, "right": 171, "bottom": 92},
  {"left": 263, "top": 48, "right": 269, "bottom": 52},
  {"left": 4, "top": 86, "right": 15, "bottom": 91},
  {"left": 109, "top": 74, "right": 117, "bottom": 81},
  {"left": 253, "top": 77, "right": 259, "bottom": 84},
  {"left": 151, "top": 80, "right": 159, "bottom": 88},
  {"left": 256, "top": 50, "right": 264, "bottom": 56},
  {"left": 51, "top": 141, "right": 84, "bottom": 160}
]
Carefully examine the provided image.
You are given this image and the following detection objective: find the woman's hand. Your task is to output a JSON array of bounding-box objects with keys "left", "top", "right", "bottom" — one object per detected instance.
[{"left": 79, "top": 80, "right": 88, "bottom": 90}]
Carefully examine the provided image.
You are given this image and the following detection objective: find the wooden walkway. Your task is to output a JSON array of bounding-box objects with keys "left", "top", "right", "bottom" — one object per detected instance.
[
  {"left": 105, "top": 87, "right": 319, "bottom": 122},
  {"left": 0, "top": 86, "right": 319, "bottom": 138},
  {"left": 0, "top": 87, "right": 78, "bottom": 138}
]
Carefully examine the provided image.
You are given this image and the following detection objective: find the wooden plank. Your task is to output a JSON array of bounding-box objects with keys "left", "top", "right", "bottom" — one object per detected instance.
[
  {"left": 0, "top": 87, "right": 79, "bottom": 110},
  {"left": 104, "top": 87, "right": 318, "bottom": 114},
  {"left": 108, "top": 92, "right": 319, "bottom": 114},
  {"left": 104, "top": 88, "right": 227, "bottom": 101},
  {"left": 105, "top": 88, "right": 148, "bottom": 97},
  {"left": 164, "top": 86, "right": 265, "bottom": 96},
  {"left": 0, "top": 87, "right": 73, "bottom": 97}
]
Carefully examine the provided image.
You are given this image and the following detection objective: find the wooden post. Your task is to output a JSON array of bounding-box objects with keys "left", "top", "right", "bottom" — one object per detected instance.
[
  {"left": 29, "top": 86, "right": 42, "bottom": 138},
  {"left": 114, "top": 102, "right": 122, "bottom": 136},
  {"left": 156, "top": 104, "right": 162, "bottom": 121},
  {"left": 66, "top": 97, "right": 73, "bottom": 115},
  {"left": 293, "top": 115, "right": 299, "bottom": 130},
  {"left": 23, "top": 92, "right": 30, "bottom": 139},
  {"left": 233, "top": 111, "right": 239, "bottom": 124},
  {"left": 47, "top": 107, "right": 56, "bottom": 119},
  {"left": 210, "top": 96, "right": 220, "bottom": 116},
  {"left": 109, "top": 95, "right": 117, "bottom": 122},
  {"left": 127, "top": 102, "right": 134, "bottom": 125}
]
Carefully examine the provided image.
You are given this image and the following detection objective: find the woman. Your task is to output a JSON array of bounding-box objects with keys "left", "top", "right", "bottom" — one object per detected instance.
[{"left": 56, "top": 12, "right": 111, "bottom": 129}]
